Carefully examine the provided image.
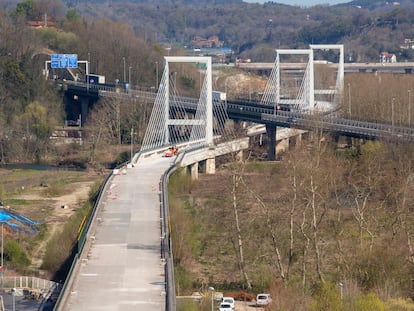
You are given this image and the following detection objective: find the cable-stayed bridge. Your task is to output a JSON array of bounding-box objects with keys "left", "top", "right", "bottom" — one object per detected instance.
[
  {"left": 55, "top": 46, "right": 414, "bottom": 311},
  {"left": 63, "top": 44, "right": 414, "bottom": 156}
]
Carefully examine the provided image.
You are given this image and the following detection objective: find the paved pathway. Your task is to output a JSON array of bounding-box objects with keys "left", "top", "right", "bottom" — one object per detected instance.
[{"left": 61, "top": 157, "right": 174, "bottom": 311}]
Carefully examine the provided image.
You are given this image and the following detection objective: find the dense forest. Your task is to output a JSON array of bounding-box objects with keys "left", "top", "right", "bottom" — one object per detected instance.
[
  {"left": 4, "top": 0, "right": 414, "bottom": 63},
  {"left": 4, "top": 0, "right": 414, "bottom": 62}
]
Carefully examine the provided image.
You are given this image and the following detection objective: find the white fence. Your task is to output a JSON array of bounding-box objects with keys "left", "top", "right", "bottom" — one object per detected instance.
[{"left": 1, "top": 276, "right": 58, "bottom": 291}]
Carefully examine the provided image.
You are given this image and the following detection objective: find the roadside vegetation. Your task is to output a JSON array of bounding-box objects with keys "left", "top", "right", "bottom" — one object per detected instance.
[
  {"left": 170, "top": 137, "right": 414, "bottom": 310},
  {"left": 168, "top": 73, "right": 414, "bottom": 309}
]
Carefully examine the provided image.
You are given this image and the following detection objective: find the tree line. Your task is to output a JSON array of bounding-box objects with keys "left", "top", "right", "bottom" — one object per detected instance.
[
  {"left": 66, "top": 0, "right": 414, "bottom": 62},
  {"left": 0, "top": 0, "right": 165, "bottom": 166}
]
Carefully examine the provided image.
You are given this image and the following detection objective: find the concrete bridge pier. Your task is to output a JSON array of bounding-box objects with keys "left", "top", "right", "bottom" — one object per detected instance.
[
  {"left": 80, "top": 96, "right": 89, "bottom": 127},
  {"left": 206, "top": 158, "right": 216, "bottom": 174},
  {"left": 235, "top": 149, "right": 244, "bottom": 161},
  {"left": 295, "top": 132, "right": 302, "bottom": 145},
  {"left": 206, "top": 147, "right": 216, "bottom": 174},
  {"left": 277, "top": 138, "right": 289, "bottom": 154},
  {"left": 266, "top": 125, "right": 276, "bottom": 160},
  {"left": 190, "top": 162, "right": 199, "bottom": 181}
]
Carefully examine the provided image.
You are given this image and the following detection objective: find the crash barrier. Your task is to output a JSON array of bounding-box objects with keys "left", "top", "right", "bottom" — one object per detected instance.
[
  {"left": 160, "top": 162, "right": 179, "bottom": 311},
  {"left": 53, "top": 158, "right": 127, "bottom": 311},
  {"left": 53, "top": 150, "right": 179, "bottom": 311}
]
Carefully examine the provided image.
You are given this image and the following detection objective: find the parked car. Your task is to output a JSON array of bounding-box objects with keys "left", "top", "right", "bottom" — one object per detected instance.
[
  {"left": 221, "top": 297, "right": 235, "bottom": 310},
  {"left": 256, "top": 293, "right": 272, "bottom": 306},
  {"left": 219, "top": 302, "right": 233, "bottom": 311}
]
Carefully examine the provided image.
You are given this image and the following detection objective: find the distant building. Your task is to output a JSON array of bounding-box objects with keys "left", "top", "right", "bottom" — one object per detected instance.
[
  {"left": 400, "top": 38, "right": 414, "bottom": 50},
  {"left": 379, "top": 52, "right": 397, "bottom": 63},
  {"left": 27, "top": 14, "right": 57, "bottom": 29},
  {"left": 190, "top": 35, "right": 223, "bottom": 48}
]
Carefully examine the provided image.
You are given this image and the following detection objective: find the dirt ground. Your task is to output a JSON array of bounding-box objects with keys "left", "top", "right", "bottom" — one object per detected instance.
[
  {"left": 28, "top": 179, "right": 98, "bottom": 270},
  {"left": 235, "top": 300, "right": 264, "bottom": 311},
  {"left": 0, "top": 168, "right": 104, "bottom": 274}
]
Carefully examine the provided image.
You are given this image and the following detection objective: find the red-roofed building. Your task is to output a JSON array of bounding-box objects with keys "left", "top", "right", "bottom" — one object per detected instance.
[
  {"left": 191, "top": 35, "right": 223, "bottom": 48},
  {"left": 379, "top": 52, "right": 397, "bottom": 63}
]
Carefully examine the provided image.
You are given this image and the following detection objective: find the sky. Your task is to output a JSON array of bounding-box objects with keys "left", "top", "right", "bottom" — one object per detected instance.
[{"left": 243, "top": 0, "right": 351, "bottom": 7}]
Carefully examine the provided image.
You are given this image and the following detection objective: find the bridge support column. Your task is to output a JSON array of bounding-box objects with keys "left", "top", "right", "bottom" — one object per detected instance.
[
  {"left": 266, "top": 125, "right": 276, "bottom": 161},
  {"left": 206, "top": 158, "right": 216, "bottom": 174},
  {"left": 277, "top": 138, "right": 289, "bottom": 154},
  {"left": 80, "top": 96, "right": 89, "bottom": 127},
  {"left": 295, "top": 133, "right": 302, "bottom": 145},
  {"left": 235, "top": 150, "right": 243, "bottom": 162},
  {"left": 190, "top": 163, "right": 199, "bottom": 181}
]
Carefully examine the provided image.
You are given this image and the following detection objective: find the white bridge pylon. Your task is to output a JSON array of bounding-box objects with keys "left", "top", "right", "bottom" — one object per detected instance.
[
  {"left": 140, "top": 56, "right": 214, "bottom": 152},
  {"left": 261, "top": 44, "right": 344, "bottom": 112}
]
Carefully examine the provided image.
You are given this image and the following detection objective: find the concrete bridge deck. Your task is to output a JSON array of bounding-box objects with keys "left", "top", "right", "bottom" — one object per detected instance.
[{"left": 60, "top": 157, "right": 174, "bottom": 311}]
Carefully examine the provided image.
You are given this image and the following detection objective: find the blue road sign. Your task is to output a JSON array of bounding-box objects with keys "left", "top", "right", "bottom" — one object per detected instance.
[{"left": 51, "top": 54, "right": 78, "bottom": 69}]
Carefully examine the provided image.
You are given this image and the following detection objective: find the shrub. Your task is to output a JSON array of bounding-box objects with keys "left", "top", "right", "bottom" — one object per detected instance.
[
  {"left": 309, "top": 282, "right": 344, "bottom": 311},
  {"left": 353, "top": 293, "right": 384, "bottom": 311},
  {"left": 4, "top": 240, "right": 30, "bottom": 268}
]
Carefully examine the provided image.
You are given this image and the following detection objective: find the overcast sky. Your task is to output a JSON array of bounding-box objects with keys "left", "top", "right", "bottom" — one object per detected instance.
[{"left": 243, "top": 0, "right": 351, "bottom": 7}]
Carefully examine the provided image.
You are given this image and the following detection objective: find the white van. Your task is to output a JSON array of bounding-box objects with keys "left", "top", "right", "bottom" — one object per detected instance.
[{"left": 256, "top": 293, "right": 272, "bottom": 306}]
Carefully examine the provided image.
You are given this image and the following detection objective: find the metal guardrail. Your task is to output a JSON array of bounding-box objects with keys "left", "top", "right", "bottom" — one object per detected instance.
[
  {"left": 65, "top": 81, "right": 414, "bottom": 142},
  {"left": 52, "top": 149, "right": 179, "bottom": 311},
  {"left": 53, "top": 166, "right": 117, "bottom": 310},
  {"left": 161, "top": 162, "right": 178, "bottom": 311}
]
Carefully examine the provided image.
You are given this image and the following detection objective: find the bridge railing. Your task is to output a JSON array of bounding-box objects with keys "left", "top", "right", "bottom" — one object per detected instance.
[{"left": 53, "top": 162, "right": 119, "bottom": 311}]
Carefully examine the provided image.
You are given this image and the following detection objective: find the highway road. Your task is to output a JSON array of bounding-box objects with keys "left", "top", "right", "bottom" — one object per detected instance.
[{"left": 61, "top": 156, "right": 174, "bottom": 311}]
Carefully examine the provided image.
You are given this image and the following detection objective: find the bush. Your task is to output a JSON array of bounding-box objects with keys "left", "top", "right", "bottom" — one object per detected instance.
[
  {"left": 4, "top": 240, "right": 30, "bottom": 268},
  {"left": 353, "top": 293, "right": 384, "bottom": 311},
  {"left": 309, "top": 282, "right": 344, "bottom": 311}
]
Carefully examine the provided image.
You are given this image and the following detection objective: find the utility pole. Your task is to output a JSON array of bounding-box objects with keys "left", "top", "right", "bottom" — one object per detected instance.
[
  {"left": 1, "top": 223, "right": 3, "bottom": 289},
  {"left": 408, "top": 90, "right": 411, "bottom": 126},
  {"left": 130, "top": 127, "right": 134, "bottom": 163},
  {"left": 155, "top": 61, "right": 158, "bottom": 90},
  {"left": 123, "top": 57, "right": 126, "bottom": 83},
  {"left": 348, "top": 83, "right": 351, "bottom": 116},
  {"left": 392, "top": 97, "right": 395, "bottom": 134}
]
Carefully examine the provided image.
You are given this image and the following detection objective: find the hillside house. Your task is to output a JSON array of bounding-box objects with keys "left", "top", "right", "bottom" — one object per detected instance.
[
  {"left": 27, "top": 14, "right": 57, "bottom": 29},
  {"left": 400, "top": 38, "right": 414, "bottom": 49},
  {"left": 191, "top": 35, "right": 223, "bottom": 48},
  {"left": 379, "top": 52, "right": 397, "bottom": 63}
]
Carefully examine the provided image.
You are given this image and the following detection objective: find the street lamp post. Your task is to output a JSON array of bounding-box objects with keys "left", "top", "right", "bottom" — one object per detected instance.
[
  {"left": 338, "top": 282, "right": 344, "bottom": 300},
  {"left": 11, "top": 288, "right": 15, "bottom": 311},
  {"left": 392, "top": 97, "right": 395, "bottom": 134},
  {"left": 408, "top": 90, "right": 411, "bottom": 126},
  {"left": 208, "top": 287, "right": 214, "bottom": 311},
  {"left": 155, "top": 61, "right": 159, "bottom": 90},
  {"left": 130, "top": 127, "right": 134, "bottom": 163},
  {"left": 348, "top": 83, "right": 351, "bottom": 116},
  {"left": 88, "top": 52, "right": 91, "bottom": 73},
  {"left": 123, "top": 57, "right": 126, "bottom": 83},
  {"left": 129, "top": 66, "right": 132, "bottom": 85},
  {"left": 1, "top": 223, "right": 3, "bottom": 289}
]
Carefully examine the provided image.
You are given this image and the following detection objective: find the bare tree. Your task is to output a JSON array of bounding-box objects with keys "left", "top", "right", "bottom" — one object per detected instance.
[{"left": 228, "top": 156, "right": 253, "bottom": 290}]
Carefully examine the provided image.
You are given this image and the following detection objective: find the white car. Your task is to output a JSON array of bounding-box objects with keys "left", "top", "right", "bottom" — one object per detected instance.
[
  {"left": 221, "top": 297, "right": 235, "bottom": 310},
  {"left": 219, "top": 302, "right": 233, "bottom": 311},
  {"left": 256, "top": 293, "right": 272, "bottom": 306}
]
